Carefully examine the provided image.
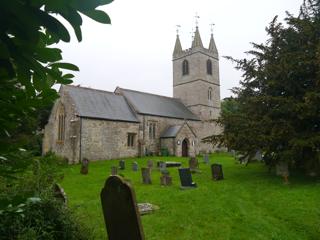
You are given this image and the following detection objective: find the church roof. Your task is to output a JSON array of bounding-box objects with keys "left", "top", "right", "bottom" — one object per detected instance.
[
  {"left": 116, "top": 88, "right": 200, "bottom": 121},
  {"left": 160, "top": 125, "right": 182, "bottom": 138},
  {"left": 62, "top": 85, "right": 139, "bottom": 123}
]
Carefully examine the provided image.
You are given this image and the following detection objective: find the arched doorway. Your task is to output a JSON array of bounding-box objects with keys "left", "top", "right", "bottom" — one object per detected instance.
[{"left": 182, "top": 138, "right": 189, "bottom": 157}]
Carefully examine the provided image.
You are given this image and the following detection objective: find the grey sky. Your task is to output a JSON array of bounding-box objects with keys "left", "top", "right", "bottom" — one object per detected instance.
[{"left": 58, "top": 0, "right": 303, "bottom": 99}]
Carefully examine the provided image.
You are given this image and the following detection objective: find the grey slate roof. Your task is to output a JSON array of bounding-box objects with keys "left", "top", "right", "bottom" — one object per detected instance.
[
  {"left": 160, "top": 125, "right": 182, "bottom": 138},
  {"left": 118, "top": 88, "right": 200, "bottom": 121},
  {"left": 63, "top": 85, "right": 139, "bottom": 123}
]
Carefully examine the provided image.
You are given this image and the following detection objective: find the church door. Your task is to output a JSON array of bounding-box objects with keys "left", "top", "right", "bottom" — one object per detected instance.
[{"left": 182, "top": 139, "right": 189, "bottom": 157}]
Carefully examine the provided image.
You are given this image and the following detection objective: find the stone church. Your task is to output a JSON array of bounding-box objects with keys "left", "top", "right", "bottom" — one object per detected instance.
[{"left": 43, "top": 27, "right": 221, "bottom": 163}]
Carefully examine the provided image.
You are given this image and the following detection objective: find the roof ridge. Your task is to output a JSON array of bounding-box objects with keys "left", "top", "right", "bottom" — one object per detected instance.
[
  {"left": 64, "top": 85, "right": 116, "bottom": 95},
  {"left": 119, "top": 87, "right": 178, "bottom": 100}
]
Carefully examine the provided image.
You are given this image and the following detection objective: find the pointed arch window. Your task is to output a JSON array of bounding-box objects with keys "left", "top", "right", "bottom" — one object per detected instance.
[
  {"left": 208, "top": 87, "right": 212, "bottom": 101},
  {"left": 182, "top": 60, "right": 189, "bottom": 75},
  {"left": 57, "top": 104, "right": 66, "bottom": 143},
  {"left": 207, "top": 59, "right": 212, "bottom": 75}
]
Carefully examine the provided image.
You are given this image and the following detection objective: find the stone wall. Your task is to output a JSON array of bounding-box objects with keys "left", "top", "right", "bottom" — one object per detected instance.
[{"left": 81, "top": 118, "right": 140, "bottom": 161}]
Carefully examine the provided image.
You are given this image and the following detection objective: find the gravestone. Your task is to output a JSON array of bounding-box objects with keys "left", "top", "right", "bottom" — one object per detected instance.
[
  {"left": 53, "top": 183, "right": 67, "bottom": 204},
  {"left": 159, "top": 162, "right": 167, "bottom": 174},
  {"left": 100, "top": 175, "right": 145, "bottom": 240},
  {"left": 119, "top": 160, "right": 125, "bottom": 170},
  {"left": 211, "top": 164, "right": 224, "bottom": 180},
  {"left": 132, "top": 161, "right": 139, "bottom": 172},
  {"left": 189, "top": 157, "right": 200, "bottom": 173},
  {"left": 80, "top": 158, "right": 89, "bottom": 174},
  {"left": 203, "top": 154, "right": 209, "bottom": 164},
  {"left": 178, "top": 168, "right": 197, "bottom": 189},
  {"left": 160, "top": 171, "right": 172, "bottom": 186},
  {"left": 141, "top": 167, "right": 152, "bottom": 184},
  {"left": 147, "top": 160, "right": 154, "bottom": 169},
  {"left": 111, "top": 166, "right": 118, "bottom": 175},
  {"left": 165, "top": 161, "right": 182, "bottom": 167}
]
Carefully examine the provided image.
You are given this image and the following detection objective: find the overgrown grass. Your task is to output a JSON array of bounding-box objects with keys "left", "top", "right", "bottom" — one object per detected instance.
[{"left": 60, "top": 153, "right": 320, "bottom": 240}]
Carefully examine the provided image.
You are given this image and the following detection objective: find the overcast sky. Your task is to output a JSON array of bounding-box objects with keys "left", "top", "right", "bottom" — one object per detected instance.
[{"left": 57, "top": 0, "right": 303, "bottom": 99}]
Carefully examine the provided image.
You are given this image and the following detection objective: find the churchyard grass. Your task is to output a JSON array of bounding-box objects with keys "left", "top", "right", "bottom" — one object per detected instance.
[{"left": 60, "top": 153, "right": 320, "bottom": 240}]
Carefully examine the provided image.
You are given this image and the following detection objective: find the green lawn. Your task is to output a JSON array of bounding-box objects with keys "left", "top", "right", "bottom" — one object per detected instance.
[{"left": 60, "top": 153, "right": 320, "bottom": 240}]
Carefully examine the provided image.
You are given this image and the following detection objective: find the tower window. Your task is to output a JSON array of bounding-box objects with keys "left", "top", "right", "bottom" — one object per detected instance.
[
  {"left": 207, "top": 59, "right": 212, "bottom": 75},
  {"left": 182, "top": 60, "right": 189, "bottom": 75},
  {"left": 57, "top": 104, "right": 65, "bottom": 143},
  {"left": 208, "top": 87, "right": 212, "bottom": 101}
]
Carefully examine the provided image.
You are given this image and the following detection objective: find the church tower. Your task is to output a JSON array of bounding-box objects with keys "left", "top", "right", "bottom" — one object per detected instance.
[{"left": 172, "top": 26, "right": 220, "bottom": 121}]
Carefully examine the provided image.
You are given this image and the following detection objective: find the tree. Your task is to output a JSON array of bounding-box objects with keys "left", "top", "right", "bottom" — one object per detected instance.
[
  {"left": 204, "top": 0, "right": 320, "bottom": 175},
  {"left": 0, "top": 0, "right": 113, "bottom": 178}
]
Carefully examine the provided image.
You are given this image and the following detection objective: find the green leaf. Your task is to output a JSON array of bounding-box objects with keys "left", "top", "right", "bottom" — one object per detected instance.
[
  {"left": 81, "top": 10, "right": 111, "bottom": 24},
  {"left": 62, "top": 73, "right": 75, "bottom": 79},
  {"left": 35, "top": 47, "right": 62, "bottom": 63},
  {"left": 50, "top": 62, "right": 79, "bottom": 71}
]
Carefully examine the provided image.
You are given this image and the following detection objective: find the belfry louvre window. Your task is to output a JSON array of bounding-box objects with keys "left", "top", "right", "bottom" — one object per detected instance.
[
  {"left": 207, "top": 59, "right": 212, "bottom": 75},
  {"left": 149, "top": 122, "right": 156, "bottom": 139},
  {"left": 182, "top": 60, "right": 189, "bottom": 75},
  {"left": 127, "top": 133, "right": 135, "bottom": 147},
  {"left": 57, "top": 105, "right": 66, "bottom": 143}
]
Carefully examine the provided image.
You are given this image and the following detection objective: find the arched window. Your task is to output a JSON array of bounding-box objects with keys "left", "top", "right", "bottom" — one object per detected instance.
[
  {"left": 208, "top": 87, "right": 212, "bottom": 101},
  {"left": 57, "top": 104, "right": 66, "bottom": 143},
  {"left": 182, "top": 60, "right": 189, "bottom": 75},
  {"left": 207, "top": 59, "right": 212, "bottom": 75}
]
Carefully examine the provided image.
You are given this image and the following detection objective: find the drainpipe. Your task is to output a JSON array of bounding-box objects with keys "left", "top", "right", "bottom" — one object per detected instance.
[{"left": 79, "top": 117, "right": 82, "bottom": 163}]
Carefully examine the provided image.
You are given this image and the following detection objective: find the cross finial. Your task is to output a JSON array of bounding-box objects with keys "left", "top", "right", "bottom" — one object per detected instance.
[
  {"left": 194, "top": 12, "right": 200, "bottom": 27},
  {"left": 176, "top": 25, "right": 181, "bottom": 35},
  {"left": 210, "top": 23, "right": 215, "bottom": 34}
]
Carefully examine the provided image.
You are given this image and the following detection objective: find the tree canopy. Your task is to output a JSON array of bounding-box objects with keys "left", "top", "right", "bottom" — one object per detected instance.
[
  {"left": 204, "top": 0, "right": 320, "bottom": 175},
  {"left": 0, "top": 0, "right": 113, "bottom": 177}
]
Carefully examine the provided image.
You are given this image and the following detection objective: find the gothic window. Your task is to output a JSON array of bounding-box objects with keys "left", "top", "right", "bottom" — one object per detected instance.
[
  {"left": 149, "top": 122, "right": 156, "bottom": 139},
  {"left": 208, "top": 87, "right": 212, "bottom": 101},
  {"left": 57, "top": 104, "right": 65, "bottom": 143},
  {"left": 182, "top": 60, "right": 189, "bottom": 75},
  {"left": 207, "top": 59, "right": 212, "bottom": 75},
  {"left": 127, "top": 133, "right": 136, "bottom": 147}
]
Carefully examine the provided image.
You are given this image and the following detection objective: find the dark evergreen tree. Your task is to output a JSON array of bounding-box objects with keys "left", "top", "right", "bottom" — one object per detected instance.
[{"left": 204, "top": 0, "right": 320, "bottom": 175}]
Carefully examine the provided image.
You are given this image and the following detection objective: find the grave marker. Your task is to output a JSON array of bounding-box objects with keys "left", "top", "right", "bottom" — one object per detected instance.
[
  {"left": 147, "top": 160, "right": 154, "bottom": 169},
  {"left": 132, "top": 161, "right": 139, "bottom": 172},
  {"left": 211, "top": 164, "right": 224, "bottom": 180},
  {"left": 111, "top": 166, "right": 118, "bottom": 175},
  {"left": 119, "top": 160, "right": 125, "bottom": 170},
  {"left": 80, "top": 158, "right": 89, "bottom": 174},
  {"left": 189, "top": 157, "right": 200, "bottom": 173},
  {"left": 160, "top": 171, "right": 172, "bottom": 186},
  {"left": 203, "top": 154, "right": 209, "bottom": 164},
  {"left": 141, "top": 167, "right": 152, "bottom": 184},
  {"left": 100, "top": 175, "right": 145, "bottom": 240},
  {"left": 178, "top": 168, "right": 197, "bottom": 189}
]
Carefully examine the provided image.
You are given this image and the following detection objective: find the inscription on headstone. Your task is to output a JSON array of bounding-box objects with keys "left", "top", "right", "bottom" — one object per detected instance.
[
  {"left": 178, "top": 168, "right": 197, "bottom": 189},
  {"left": 211, "top": 164, "right": 224, "bottom": 180},
  {"left": 141, "top": 167, "right": 152, "bottom": 184},
  {"left": 119, "top": 160, "right": 125, "bottom": 170},
  {"left": 80, "top": 158, "right": 89, "bottom": 174},
  {"left": 111, "top": 166, "right": 118, "bottom": 175},
  {"left": 100, "top": 175, "right": 145, "bottom": 240}
]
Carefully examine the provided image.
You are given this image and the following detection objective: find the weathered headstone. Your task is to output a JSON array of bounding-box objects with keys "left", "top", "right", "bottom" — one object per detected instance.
[
  {"left": 160, "top": 171, "right": 172, "bottom": 186},
  {"left": 203, "top": 154, "right": 209, "bottom": 164},
  {"left": 80, "top": 158, "right": 89, "bottom": 174},
  {"left": 211, "top": 164, "right": 224, "bottom": 180},
  {"left": 137, "top": 203, "right": 159, "bottom": 215},
  {"left": 178, "top": 168, "right": 197, "bottom": 189},
  {"left": 100, "top": 175, "right": 145, "bottom": 240},
  {"left": 141, "top": 167, "right": 152, "bottom": 184},
  {"left": 111, "top": 166, "right": 118, "bottom": 175},
  {"left": 53, "top": 183, "right": 67, "bottom": 204},
  {"left": 189, "top": 157, "right": 200, "bottom": 173},
  {"left": 254, "top": 150, "right": 263, "bottom": 161},
  {"left": 159, "top": 161, "right": 167, "bottom": 174},
  {"left": 119, "top": 160, "right": 125, "bottom": 170},
  {"left": 147, "top": 160, "right": 154, "bottom": 169},
  {"left": 132, "top": 161, "right": 139, "bottom": 172},
  {"left": 165, "top": 161, "right": 182, "bottom": 167}
]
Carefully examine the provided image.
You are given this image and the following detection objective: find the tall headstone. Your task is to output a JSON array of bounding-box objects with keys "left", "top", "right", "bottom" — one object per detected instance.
[
  {"left": 111, "top": 166, "right": 118, "bottom": 175},
  {"left": 203, "top": 154, "right": 209, "bottom": 164},
  {"left": 132, "top": 161, "right": 139, "bottom": 172},
  {"left": 160, "top": 171, "right": 172, "bottom": 186},
  {"left": 80, "top": 158, "right": 89, "bottom": 174},
  {"left": 147, "top": 160, "right": 154, "bottom": 169},
  {"left": 211, "top": 164, "right": 224, "bottom": 180},
  {"left": 189, "top": 157, "right": 199, "bottom": 173},
  {"left": 100, "top": 175, "right": 145, "bottom": 240},
  {"left": 159, "top": 162, "right": 167, "bottom": 174},
  {"left": 119, "top": 160, "right": 125, "bottom": 170},
  {"left": 141, "top": 168, "right": 152, "bottom": 184},
  {"left": 178, "top": 168, "right": 197, "bottom": 189}
]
